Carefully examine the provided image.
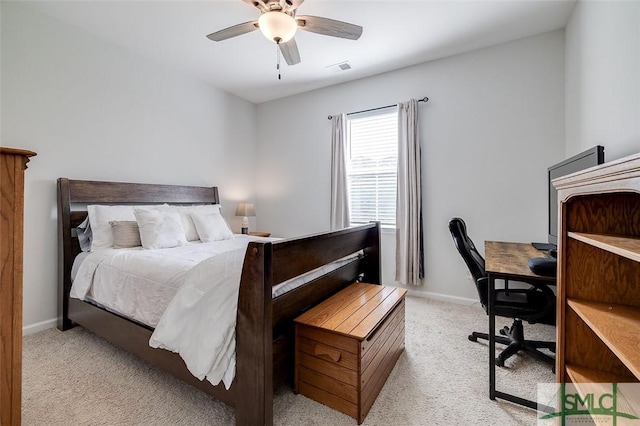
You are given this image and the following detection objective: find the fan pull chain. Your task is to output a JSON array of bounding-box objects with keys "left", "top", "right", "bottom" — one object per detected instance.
[{"left": 276, "top": 41, "right": 281, "bottom": 80}]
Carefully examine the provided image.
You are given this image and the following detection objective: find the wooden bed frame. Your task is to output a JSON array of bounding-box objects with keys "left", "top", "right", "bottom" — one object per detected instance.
[{"left": 57, "top": 178, "right": 381, "bottom": 425}]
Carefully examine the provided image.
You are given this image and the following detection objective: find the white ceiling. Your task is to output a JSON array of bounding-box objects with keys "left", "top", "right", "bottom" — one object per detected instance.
[{"left": 24, "top": 0, "right": 576, "bottom": 104}]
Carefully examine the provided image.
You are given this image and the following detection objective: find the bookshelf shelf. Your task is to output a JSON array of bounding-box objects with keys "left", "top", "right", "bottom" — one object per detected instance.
[
  {"left": 568, "top": 232, "right": 640, "bottom": 263},
  {"left": 567, "top": 299, "right": 640, "bottom": 378}
]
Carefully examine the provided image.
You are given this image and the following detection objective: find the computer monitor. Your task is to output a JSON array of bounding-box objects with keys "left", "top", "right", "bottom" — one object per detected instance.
[{"left": 548, "top": 146, "right": 605, "bottom": 246}]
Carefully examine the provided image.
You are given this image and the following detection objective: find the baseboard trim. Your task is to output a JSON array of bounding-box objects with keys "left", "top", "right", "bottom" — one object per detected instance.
[
  {"left": 23, "top": 318, "right": 57, "bottom": 336},
  {"left": 405, "top": 289, "right": 477, "bottom": 305}
]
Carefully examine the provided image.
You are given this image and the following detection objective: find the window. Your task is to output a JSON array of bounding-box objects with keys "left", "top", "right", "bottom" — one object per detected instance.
[{"left": 346, "top": 109, "right": 398, "bottom": 227}]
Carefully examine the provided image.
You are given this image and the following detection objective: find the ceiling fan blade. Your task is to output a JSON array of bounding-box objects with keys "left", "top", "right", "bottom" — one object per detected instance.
[
  {"left": 279, "top": 38, "right": 301, "bottom": 65},
  {"left": 296, "top": 15, "right": 362, "bottom": 40},
  {"left": 283, "top": 0, "right": 305, "bottom": 13},
  {"left": 206, "top": 20, "right": 259, "bottom": 42},
  {"left": 241, "top": 0, "right": 268, "bottom": 13}
]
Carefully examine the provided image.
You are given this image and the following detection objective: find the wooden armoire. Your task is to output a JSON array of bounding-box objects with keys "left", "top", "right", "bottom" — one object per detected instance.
[{"left": 1, "top": 147, "right": 36, "bottom": 426}]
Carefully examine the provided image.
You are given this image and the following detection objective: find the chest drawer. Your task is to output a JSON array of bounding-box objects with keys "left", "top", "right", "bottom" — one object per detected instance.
[{"left": 294, "top": 283, "right": 406, "bottom": 424}]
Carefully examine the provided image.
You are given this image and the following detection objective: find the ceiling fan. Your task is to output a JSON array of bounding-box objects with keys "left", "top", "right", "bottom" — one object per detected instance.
[{"left": 206, "top": 0, "right": 363, "bottom": 67}]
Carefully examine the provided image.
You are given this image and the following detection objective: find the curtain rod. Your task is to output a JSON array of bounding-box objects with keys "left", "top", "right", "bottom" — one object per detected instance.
[{"left": 327, "top": 97, "right": 429, "bottom": 120}]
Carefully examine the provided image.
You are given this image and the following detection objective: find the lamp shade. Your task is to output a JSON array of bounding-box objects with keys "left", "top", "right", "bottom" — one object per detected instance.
[
  {"left": 235, "top": 203, "right": 256, "bottom": 217},
  {"left": 258, "top": 11, "right": 297, "bottom": 43}
]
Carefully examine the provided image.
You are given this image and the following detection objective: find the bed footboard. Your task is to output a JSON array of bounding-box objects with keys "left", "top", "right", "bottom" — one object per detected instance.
[{"left": 235, "top": 223, "right": 381, "bottom": 425}]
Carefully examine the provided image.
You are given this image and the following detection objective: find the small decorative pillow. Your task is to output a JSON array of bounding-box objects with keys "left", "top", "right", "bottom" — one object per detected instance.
[
  {"left": 134, "top": 207, "right": 187, "bottom": 249},
  {"left": 190, "top": 211, "right": 234, "bottom": 242},
  {"left": 109, "top": 221, "right": 142, "bottom": 248}
]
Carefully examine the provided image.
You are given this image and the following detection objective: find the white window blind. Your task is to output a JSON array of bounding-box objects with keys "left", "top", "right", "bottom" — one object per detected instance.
[{"left": 347, "top": 109, "right": 398, "bottom": 227}]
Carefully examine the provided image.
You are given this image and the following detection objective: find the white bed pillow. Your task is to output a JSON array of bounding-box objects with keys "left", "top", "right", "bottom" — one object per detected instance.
[
  {"left": 87, "top": 205, "right": 138, "bottom": 251},
  {"left": 190, "top": 211, "right": 234, "bottom": 242},
  {"left": 166, "top": 204, "right": 222, "bottom": 241},
  {"left": 134, "top": 207, "right": 187, "bottom": 249}
]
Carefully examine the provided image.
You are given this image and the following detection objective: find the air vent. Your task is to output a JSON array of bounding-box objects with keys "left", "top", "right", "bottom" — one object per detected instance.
[{"left": 327, "top": 61, "right": 352, "bottom": 73}]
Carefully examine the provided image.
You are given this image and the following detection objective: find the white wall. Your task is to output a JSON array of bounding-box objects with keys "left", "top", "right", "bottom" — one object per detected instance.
[
  {"left": 565, "top": 0, "right": 640, "bottom": 161},
  {"left": 1, "top": 3, "right": 576, "bottom": 329},
  {"left": 1, "top": 3, "right": 258, "bottom": 331},
  {"left": 256, "top": 31, "right": 566, "bottom": 300}
]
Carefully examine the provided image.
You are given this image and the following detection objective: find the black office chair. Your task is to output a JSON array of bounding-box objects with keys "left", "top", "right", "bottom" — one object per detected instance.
[{"left": 448, "top": 217, "right": 556, "bottom": 369}]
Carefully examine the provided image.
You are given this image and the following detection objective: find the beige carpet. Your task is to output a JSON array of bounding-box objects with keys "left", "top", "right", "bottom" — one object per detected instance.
[{"left": 22, "top": 296, "right": 555, "bottom": 425}]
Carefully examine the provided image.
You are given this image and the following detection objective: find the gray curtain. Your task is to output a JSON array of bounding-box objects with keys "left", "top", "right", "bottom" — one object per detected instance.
[
  {"left": 396, "top": 99, "right": 424, "bottom": 285},
  {"left": 330, "top": 113, "right": 350, "bottom": 229}
]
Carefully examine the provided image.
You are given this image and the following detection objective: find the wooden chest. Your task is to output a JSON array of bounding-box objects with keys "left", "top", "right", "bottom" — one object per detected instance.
[{"left": 294, "top": 283, "right": 407, "bottom": 424}]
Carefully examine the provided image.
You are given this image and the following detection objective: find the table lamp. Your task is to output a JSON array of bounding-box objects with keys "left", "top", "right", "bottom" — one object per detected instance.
[{"left": 235, "top": 202, "right": 255, "bottom": 234}]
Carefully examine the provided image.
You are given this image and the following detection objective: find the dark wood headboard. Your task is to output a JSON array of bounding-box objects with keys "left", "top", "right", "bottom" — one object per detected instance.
[{"left": 57, "top": 178, "right": 220, "bottom": 330}]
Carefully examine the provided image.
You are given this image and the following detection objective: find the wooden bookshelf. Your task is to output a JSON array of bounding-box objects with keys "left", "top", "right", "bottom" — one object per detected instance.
[{"left": 554, "top": 152, "right": 640, "bottom": 388}]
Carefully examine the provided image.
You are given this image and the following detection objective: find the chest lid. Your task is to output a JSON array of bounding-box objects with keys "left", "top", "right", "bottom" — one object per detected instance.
[{"left": 295, "top": 283, "right": 406, "bottom": 341}]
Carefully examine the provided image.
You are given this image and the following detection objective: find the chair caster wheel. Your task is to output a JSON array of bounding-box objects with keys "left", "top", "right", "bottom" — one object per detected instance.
[
  {"left": 468, "top": 335, "right": 477, "bottom": 342},
  {"left": 499, "top": 326, "right": 509, "bottom": 336},
  {"left": 495, "top": 357, "right": 504, "bottom": 367}
]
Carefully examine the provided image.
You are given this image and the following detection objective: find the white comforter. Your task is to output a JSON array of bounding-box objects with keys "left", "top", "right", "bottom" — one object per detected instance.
[{"left": 70, "top": 236, "right": 273, "bottom": 389}]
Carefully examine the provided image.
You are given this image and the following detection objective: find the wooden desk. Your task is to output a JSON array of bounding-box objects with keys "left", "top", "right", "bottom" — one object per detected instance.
[
  {"left": 484, "top": 241, "right": 555, "bottom": 410},
  {"left": 485, "top": 241, "right": 555, "bottom": 282}
]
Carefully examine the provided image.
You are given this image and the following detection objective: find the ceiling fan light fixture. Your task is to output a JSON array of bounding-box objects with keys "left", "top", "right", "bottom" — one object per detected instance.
[{"left": 258, "top": 11, "right": 297, "bottom": 43}]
